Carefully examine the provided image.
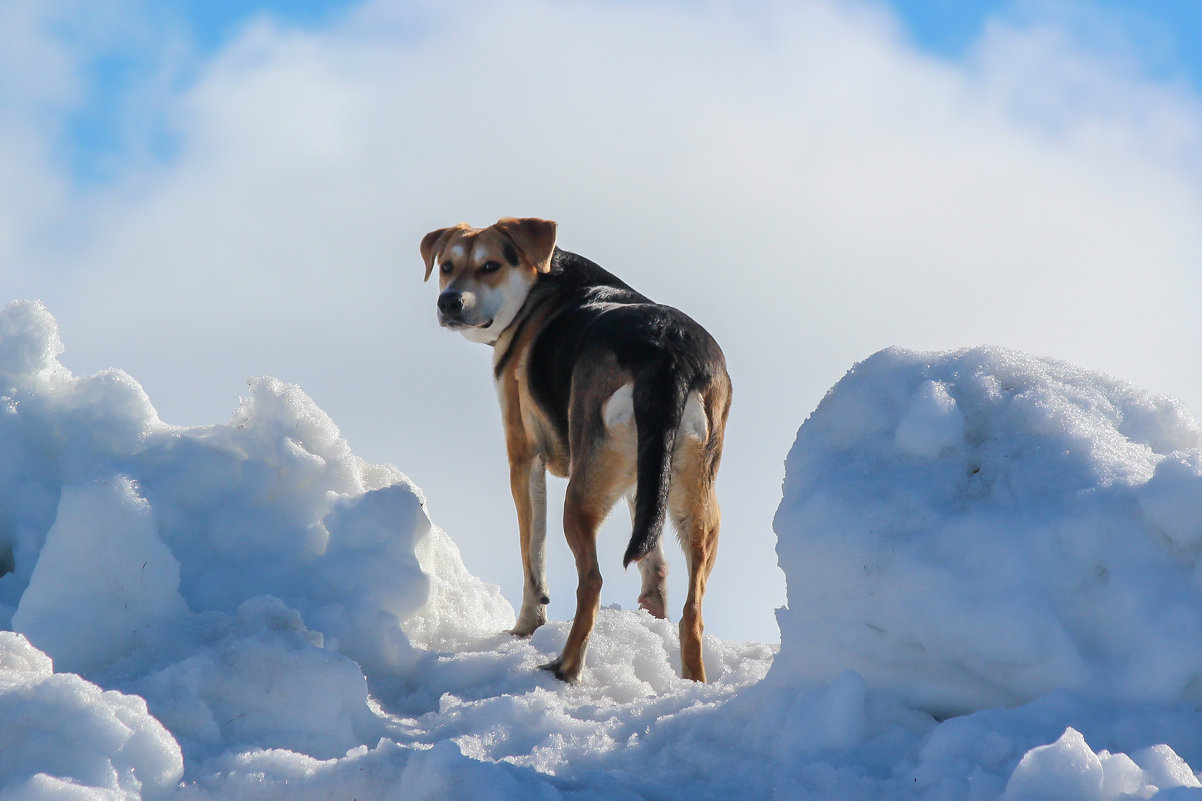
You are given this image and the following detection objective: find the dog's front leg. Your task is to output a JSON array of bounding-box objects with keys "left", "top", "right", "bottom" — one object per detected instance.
[{"left": 510, "top": 453, "right": 550, "bottom": 636}]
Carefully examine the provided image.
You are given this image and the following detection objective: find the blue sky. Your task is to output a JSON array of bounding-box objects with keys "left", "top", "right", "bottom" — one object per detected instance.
[
  {"left": 896, "top": 0, "right": 1201, "bottom": 80},
  {"left": 144, "top": 0, "right": 1202, "bottom": 65},
  {"left": 58, "top": 0, "right": 360, "bottom": 183},
  {"left": 171, "top": 0, "right": 354, "bottom": 48},
  {"left": 55, "top": 0, "right": 1202, "bottom": 185}
]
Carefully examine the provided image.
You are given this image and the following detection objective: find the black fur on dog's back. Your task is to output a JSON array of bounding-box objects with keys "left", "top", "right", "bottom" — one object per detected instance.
[{"left": 495, "top": 248, "right": 729, "bottom": 568}]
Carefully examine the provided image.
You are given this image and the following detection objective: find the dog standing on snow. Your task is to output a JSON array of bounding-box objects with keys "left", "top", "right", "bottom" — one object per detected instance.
[{"left": 421, "top": 217, "right": 730, "bottom": 683}]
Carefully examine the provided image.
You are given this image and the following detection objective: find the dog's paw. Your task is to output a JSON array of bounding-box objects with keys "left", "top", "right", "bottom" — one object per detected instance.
[
  {"left": 538, "top": 657, "right": 581, "bottom": 685},
  {"left": 637, "top": 589, "right": 668, "bottom": 620},
  {"left": 510, "top": 600, "right": 547, "bottom": 637}
]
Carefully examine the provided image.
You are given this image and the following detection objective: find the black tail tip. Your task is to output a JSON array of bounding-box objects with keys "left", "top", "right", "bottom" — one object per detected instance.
[{"left": 623, "top": 543, "right": 648, "bottom": 570}]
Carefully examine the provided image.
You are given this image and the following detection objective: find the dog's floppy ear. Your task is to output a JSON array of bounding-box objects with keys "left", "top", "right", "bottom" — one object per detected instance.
[
  {"left": 495, "top": 217, "right": 557, "bottom": 274},
  {"left": 420, "top": 224, "right": 467, "bottom": 282}
]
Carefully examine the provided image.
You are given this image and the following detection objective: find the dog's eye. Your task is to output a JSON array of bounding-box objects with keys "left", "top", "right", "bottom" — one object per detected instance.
[
  {"left": 481, "top": 261, "right": 502, "bottom": 274},
  {"left": 440, "top": 262, "right": 453, "bottom": 274}
]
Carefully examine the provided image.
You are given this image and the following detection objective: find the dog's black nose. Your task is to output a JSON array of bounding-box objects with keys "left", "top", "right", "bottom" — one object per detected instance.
[{"left": 437, "top": 291, "right": 464, "bottom": 316}]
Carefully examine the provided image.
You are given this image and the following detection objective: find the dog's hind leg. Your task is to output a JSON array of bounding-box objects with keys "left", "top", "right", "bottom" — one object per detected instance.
[
  {"left": 670, "top": 388, "right": 728, "bottom": 682},
  {"left": 540, "top": 486, "right": 602, "bottom": 683},
  {"left": 629, "top": 492, "right": 669, "bottom": 620},
  {"left": 677, "top": 487, "right": 719, "bottom": 682},
  {"left": 541, "top": 431, "right": 634, "bottom": 684}
]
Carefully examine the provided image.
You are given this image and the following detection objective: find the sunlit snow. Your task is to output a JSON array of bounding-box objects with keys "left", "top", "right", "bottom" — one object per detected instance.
[{"left": 3, "top": 299, "right": 1202, "bottom": 799}]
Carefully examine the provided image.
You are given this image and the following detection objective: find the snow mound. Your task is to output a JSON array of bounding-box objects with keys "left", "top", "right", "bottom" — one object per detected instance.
[
  {"left": 0, "top": 299, "right": 512, "bottom": 768},
  {"left": 773, "top": 345, "right": 1202, "bottom": 715}
]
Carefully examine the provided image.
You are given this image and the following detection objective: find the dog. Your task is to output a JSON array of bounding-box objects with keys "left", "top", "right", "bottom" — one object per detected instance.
[{"left": 421, "top": 217, "right": 730, "bottom": 683}]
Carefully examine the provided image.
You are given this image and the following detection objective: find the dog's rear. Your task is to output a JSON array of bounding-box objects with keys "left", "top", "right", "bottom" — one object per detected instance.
[
  {"left": 628, "top": 349, "right": 730, "bottom": 680},
  {"left": 422, "top": 218, "right": 730, "bottom": 683},
  {"left": 543, "top": 304, "right": 731, "bottom": 682}
]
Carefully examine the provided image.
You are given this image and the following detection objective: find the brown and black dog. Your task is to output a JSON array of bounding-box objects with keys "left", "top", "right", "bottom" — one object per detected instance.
[{"left": 421, "top": 217, "right": 730, "bottom": 683}]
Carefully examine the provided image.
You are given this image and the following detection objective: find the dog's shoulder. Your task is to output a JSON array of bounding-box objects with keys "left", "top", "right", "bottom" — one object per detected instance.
[
  {"left": 492, "top": 248, "right": 623, "bottom": 377},
  {"left": 526, "top": 250, "right": 648, "bottom": 355},
  {"left": 541, "top": 248, "right": 644, "bottom": 304}
]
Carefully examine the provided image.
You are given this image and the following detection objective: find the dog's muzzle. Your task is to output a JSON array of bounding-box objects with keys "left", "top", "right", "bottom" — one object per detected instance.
[
  {"left": 437, "top": 290, "right": 464, "bottom": 318},
  {"left": 437, "top": 289, "right": 492, "bottom": 329}
]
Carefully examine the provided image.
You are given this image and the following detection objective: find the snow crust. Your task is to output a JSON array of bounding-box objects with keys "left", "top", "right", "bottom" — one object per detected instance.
[{"left": 4, "top": 300, "right": 1202, "bottom": 800}]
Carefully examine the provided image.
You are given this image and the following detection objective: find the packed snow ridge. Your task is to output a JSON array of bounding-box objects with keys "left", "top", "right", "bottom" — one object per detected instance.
[{"left": 3, "top": 297, "right": 1202, "bottom": 800}]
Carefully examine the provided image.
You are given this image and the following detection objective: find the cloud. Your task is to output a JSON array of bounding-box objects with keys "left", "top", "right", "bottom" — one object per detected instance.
[{"left": 6, "top": 0, "right": 1202, "bottom": 643}]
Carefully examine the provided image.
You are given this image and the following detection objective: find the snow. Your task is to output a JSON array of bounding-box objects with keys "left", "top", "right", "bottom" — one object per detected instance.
[
  {"left": 0, "top": 632, "right": 183, "bottom": 800},
  {"left": 4, "top": 299, "right": 1202, "bottom": 799},
  {"left": 773, "top": 346, "right": 1202, "bottom": 716}
]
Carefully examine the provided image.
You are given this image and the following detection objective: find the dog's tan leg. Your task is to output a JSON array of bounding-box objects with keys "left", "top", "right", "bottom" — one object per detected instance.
[
  {"left": 540, "top": 481, "right": 604, "bottom": 683},
  {"left": 509, "top": 454, "right": 550, "bottom": 636},
  {"left": 670, "top": 409, "right": 725, "bottom": 683},
  {"left": 541, "top": 434, "right": 633, "bottom": 683},
  {"left": 678, "top": 492, "right": 719, "bottom": 682}
]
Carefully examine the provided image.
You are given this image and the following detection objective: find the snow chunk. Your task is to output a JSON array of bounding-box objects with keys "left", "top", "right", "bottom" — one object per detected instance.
[
  {"left": 399, "top": 740, "right": 564, "bottom": 801},
  {"left": 132, "top": 596, "right": 379, "bottom": 761},
  {"left": 1003, "top": 727, "right": 1103, "bottom": 801},
  {"left": 13, "top": 476, "right": 188, "bottom": 674},
  {"left": 894, "top": 379, "right": 965, "bottom": 460},
  {"left": 774, "top": 346, "right": 1202, "bottom": 715},
  {"left": 403, "top": 525, "right": 515, "bottom": 652},
  {"left": 1137, "top": 450, "right": 1202, "bottom": 552},
  {"left": 0, "top": 632, "right": 183, "bottom": 800},
  {"left": 1001, "top": 728, "right": 1201, "bottom": 801},
  {"left": 1134, "top": 743, "right": 1202, "bottom": 792},
  {"left": 0, "top": 300, "right": 65, "bottom": 386},
  {"left": 1097, "top": 751, "right": 1152, "bottom": 800}
]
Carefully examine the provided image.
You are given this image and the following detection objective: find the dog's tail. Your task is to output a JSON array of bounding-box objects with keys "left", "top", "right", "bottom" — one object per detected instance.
[{"left": 623, "top": 366, "right": 689, "bottom": 569}]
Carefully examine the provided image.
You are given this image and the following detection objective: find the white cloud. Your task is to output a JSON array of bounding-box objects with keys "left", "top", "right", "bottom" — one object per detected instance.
[{"left": 6, "top": 0, "right": 1202, "bottom": 643}]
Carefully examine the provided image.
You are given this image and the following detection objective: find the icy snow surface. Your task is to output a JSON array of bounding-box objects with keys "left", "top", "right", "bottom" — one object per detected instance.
[{"left": 4, "top": 299, "right": 1202, "bottom": 800}]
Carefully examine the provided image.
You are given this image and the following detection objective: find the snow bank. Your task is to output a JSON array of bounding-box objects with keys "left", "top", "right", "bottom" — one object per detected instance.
[
  {"left": 0, "top": 299, "right": 511, "bottom": 777},
  {"left": 773, "top": 345, "right": 1202, "bottom": 715},
  {"left": 6, "top": 302, "right": 1202, "bottom": 800}
]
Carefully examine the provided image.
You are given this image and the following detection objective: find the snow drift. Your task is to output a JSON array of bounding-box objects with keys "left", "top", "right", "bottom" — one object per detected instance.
[
  {"left": 4, "top": 298, "right": 1202, "bottom": 800},
  {"left": 0, "top": 298, "right": 512, "bottom": 764},
  {"left": 772, "top": 346, "right": 1202, "bottom": 716}
]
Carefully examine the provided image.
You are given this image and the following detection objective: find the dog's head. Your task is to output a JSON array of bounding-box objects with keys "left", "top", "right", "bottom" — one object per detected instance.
[{"left": 420, "top": 217, "right": 558, "bottom": 344}]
